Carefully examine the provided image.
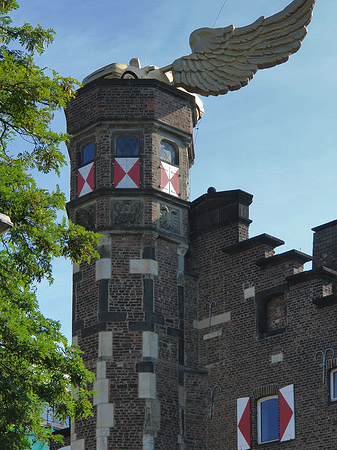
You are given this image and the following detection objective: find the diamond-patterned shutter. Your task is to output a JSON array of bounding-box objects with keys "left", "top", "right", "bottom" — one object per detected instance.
[
  {"left": 114, "top": 158, "right": 140, "bottom": 188},
  {"left": 279, "top": 384, "right": 295, "bottom": 442},
  {"left": 160, "top": 161, "right": 179, "bottom": 197},
  {"left": 77, "top": 162, "right": 95, "bottom": 197},
  {"left": 237, "top": 397, "right": 251, "bottom": 450}
]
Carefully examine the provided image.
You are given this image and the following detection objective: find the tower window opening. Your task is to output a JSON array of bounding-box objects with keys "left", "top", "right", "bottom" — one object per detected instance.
[
  {"left": 81, "top": 142, "right": 95, "bottom": 166},
  {"left": 160, "top": 140, "right": 178, "bottom": 165},
  {"left": 116, "top": 136, "right": 139, "bottom": 156}
]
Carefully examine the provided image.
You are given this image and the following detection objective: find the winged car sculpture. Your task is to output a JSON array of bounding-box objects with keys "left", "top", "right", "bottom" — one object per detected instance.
[{"left": 83, "top": 0, "right": 316, "bottom": 97}]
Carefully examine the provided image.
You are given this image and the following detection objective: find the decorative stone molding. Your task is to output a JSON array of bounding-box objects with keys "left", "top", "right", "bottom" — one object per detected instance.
[
  {"left": 111, "top": 199, "right": 144, "bottom": 226},
  {"left": 75, "top": 203, "right": 96, "bottom": 230},
  {"left": 158, "top": 202, "right": 181, "bottom": 235}
]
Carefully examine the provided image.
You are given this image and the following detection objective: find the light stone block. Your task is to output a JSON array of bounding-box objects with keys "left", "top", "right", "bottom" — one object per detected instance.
[
  {"left": 271, "top": 352, "right": 284, "bottom": 364},
  {"left": 97, "top": 361, "right": 106, "bottom": 380},
  {"left": 97, "top": 403, "right": 114, "bottom": 428},
  {"left": 97, "top": 437, "right": 108, "bottom": 450},
  {"left": 72, "top": 335, "right": 78, "bottom": 346},
  {"left": 139, "top": 373, "right": 156, "bottom": 399},
  {"left": 193, "top": 311, "right": 231, "bottom": 330},
  {"left": 143, "top": 332, "right": 158, "bottom": 359},
  {"left": 73, "top": 263, "right": 80, "bottom": 273},
  {"left": 71, "top": 439, "right": 85, "bottom": 450},
  {"left": 93, "top": 379, "right": 109, "bottom": 405},
  {"left": 143, "top": 434, "right": 154, "bottom": 450},
  {"left": 130, "top": 259, "right": 158, "bottom": 276},
  {"left": 96, "top": 258, "right": 111, "bottom": 281},
  {"left": 203, "top": 329, "right": 222, "bottom": 340},
  {"left": 244, "top": 286, "right": 255, "bottom": 300},
  {"left": 59, "top": 447, "right": 71, "bottom": 450},
  {"left": 96, "top": 428, "right": 110, "bottom": 437},
  {"left": 98, "top": 332, "right": 113, "bottom": 358}
]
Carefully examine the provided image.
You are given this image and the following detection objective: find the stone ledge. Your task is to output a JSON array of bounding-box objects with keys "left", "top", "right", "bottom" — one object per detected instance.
[
  {"left": 313, "top": 294, "right": 337, "bottom": 309},
  {"left": 287, "top": 266, "right": 337, "bottom": 285},
  {"left": 256, "top": 249, "right": 312, "bottom": 268},
  {"left": 223, "top": 234, "right": 284, "bottom": 255}
]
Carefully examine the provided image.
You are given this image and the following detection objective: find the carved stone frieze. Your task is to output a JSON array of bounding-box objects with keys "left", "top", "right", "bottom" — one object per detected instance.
[
  {"left": 75, "top": 203, "right": 96, "bottom": 231},
  {"left": 111, "top": 199, "right": 144, "bottom": 226},
  {"left": 158, "top": 203, "right": 181, "bottom": 235}
]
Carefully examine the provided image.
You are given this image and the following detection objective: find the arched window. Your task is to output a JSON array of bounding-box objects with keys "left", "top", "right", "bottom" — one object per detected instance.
[
  {"left": 160, "top": 140, "right": 180, "bottom": 197},
  {"left": 160, "top": 140, "right": 178, "bottom": 165},
  {"left": 257, "top": 396, "right": 279, "bottom": 444},
  {"left": 81, "top": 142, "right": 95, "bottom": 165}
]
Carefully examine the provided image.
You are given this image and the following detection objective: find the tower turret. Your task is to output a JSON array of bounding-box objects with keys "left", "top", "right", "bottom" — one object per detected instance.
[{"left": 66, "top": 78, "right": 199, "bottom": 450}]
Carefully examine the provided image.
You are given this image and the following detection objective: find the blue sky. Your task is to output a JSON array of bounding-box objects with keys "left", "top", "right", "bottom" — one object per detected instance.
[{"left": 10, "top": 0, "right": 337, "bottom": 339}]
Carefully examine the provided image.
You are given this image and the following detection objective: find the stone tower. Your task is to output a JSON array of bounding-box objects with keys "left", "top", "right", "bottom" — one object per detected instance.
[{"left": 65, "top": 78, "right": 200, "bottom": 450}]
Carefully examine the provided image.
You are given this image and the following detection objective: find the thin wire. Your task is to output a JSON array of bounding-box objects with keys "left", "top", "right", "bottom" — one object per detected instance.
[{"left": 212, "top": 0, "right": 229, "bottom": 28}]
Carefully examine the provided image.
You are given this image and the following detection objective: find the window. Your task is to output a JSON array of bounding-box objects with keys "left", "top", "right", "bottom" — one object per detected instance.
[
  {"left": 113, "top": 136, "right": 140, "bottom": 188},
  {"left": 81, "top": 142, "right": 95, "bottom": 165},
  {"left": 160, "top": 140, "right": 178, "bottom": 165},
  {"left": 257, "top": 396, "right": 279, "bottom": 444},
  {"left": 255, "top": 385, "right": 295, "bottom": 445},
  {"left": 116, "top": 136, "right": 139, "bottom": 156},
  {"left": 330, "top": 369, "right": 337, "bottom": 401},
  {"left": 160, "top": 140, "right": 180, "bottom": 197},
  {"left": 77, "top": 142, "right": 95, "bottom": 197}
]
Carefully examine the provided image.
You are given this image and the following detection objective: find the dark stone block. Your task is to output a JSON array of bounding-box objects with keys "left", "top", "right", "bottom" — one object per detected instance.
[
  {"left": 142, "top": 246, "right": 156, "bottom": 260},
  {"left": 81, "top": 322, "right": 106, "bottom": 338},
  {"left": 145, "top": 312, "right": 164, "bottom": 325},
  {"left": 178, "top": 286, "right": 184, "bottom": 320},
  {"left": 99, "top": 311, "right": 127, "bottom": 322},
  {"left": 178, "top": 368, "right": 184, "bottom": 386},
  {"left": 73, "top": 271, "right": 83, "bottom": 284},
  {"left": 99, "top": 279, "right": 109, "bottom": 312},
  {"left": 136, "top": 361, "right": 154, "bottom": 373},
  {"left": 179, "top": 338, "right": 184, "bottom": 365},
  {"left": 167, "top": 327, "right": 183, "bottom": 338},
  {"left": 72, "top": 319, "right": 84, "bottom": 333},
  {"left": 143, "top": 278, "right": 154, "bottom": 312},
  {"left": 129, "top": 321, "right": 154, "bottom": 332}
]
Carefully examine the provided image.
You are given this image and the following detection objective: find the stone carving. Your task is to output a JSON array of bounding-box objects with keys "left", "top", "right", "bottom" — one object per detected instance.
[
  {"left": 159, "top": 204, "right": 181, "bottom": 234},
  {"left": 83, "top": 0, "right": 315, "bottom": 97},
  {"left": 111, "top": 200, "right": 143, "bottom": 226},
  {"left": 75, "top": 204, "right": 96, "bottom": 231}
]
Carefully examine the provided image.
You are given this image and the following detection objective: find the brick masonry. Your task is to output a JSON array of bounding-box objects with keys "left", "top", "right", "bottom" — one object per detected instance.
[{"left": 56, "top": 78, "right": 337, "bottom": 450}]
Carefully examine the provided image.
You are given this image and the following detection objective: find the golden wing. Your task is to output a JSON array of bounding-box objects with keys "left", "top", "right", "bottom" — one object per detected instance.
[{"left": 170, "top": 0, "right": 316, "bottom": 96}]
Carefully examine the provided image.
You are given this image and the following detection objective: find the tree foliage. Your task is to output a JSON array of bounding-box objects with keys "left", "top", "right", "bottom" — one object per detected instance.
[{"left": 0, "top": 1, "right": 99, "bottom": 448}]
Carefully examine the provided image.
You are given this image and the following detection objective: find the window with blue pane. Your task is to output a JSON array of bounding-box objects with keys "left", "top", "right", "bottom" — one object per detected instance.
[
  {"left": 116, "top": 136, "right": 139, "bottom": 156},
  {"left": 330, "top": 369, "right": 337, "bottom": 401},
  {"left": 81, "top": 142, "right": 95, "bottom": 165},
  {"left": 258, "top": 396, "right": 279, "bottom": 444},
  {"left": 160, "top": 140, "right": 178, "bottom": 165}
]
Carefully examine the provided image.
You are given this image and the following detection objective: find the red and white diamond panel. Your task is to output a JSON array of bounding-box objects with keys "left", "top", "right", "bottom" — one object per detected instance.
[
  {"left": 237, "top": 397, "right": 251, "bottom": 450},
  {"left": 160, "top": 161, "right": 179, "bottom": 197},
  {"left": 279, "top": 384, "right": 295, "bottom": 442},
  {"left": 114, "top": 158, "right": 140, "bottom": 188},
  {"left": 77, "top": 162, "right": 94, "bottom": 198}
]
